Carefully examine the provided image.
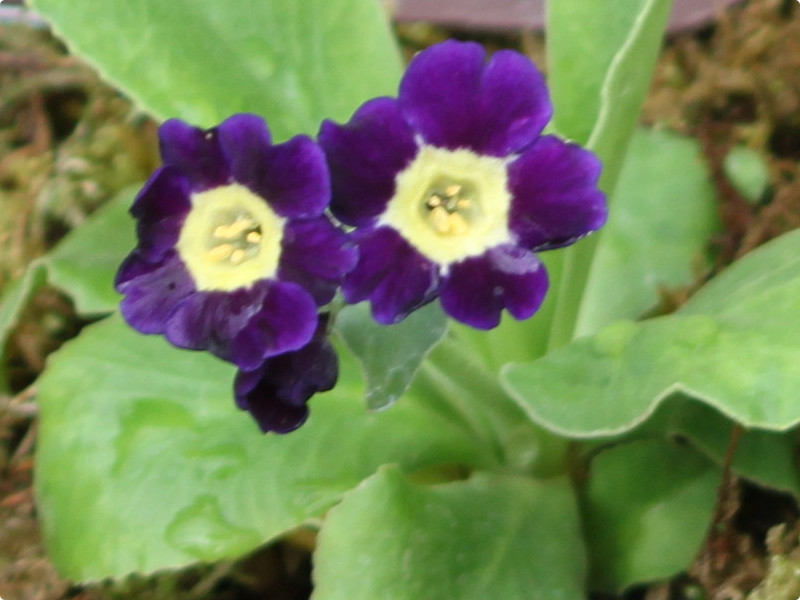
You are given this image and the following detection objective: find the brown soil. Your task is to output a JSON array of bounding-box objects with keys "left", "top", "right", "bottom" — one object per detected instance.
[{"left": 1, "top": 0, "right": 799, "bottom": 598}]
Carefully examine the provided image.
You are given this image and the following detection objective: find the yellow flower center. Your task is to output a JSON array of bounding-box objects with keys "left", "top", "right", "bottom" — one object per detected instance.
[
  {"left": 177, "top": 184, "right": 284, "bottom": 291},
  {"left": 381, "top": 146, "right": 512, "bottom": 267}
]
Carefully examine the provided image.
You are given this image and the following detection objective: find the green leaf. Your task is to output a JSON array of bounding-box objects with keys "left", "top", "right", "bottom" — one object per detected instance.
[
  {"left": 724, "top": 145, "right": 769, "bottom": 204},
  {"left": 313, "top": 467, "right": 586, "bottom": 600},
  {"left": 30, "top": 0, "right": 402, "bottom": 139},
  {"left": 0, "top": 188, "right": 135, "bottom": 389},
  {"left": 335, "top": 302, "right": 448, "bottom": 410},
  {"left": 548, "top": 0, "right": 671, "bottom": 146},
  {"left": 576, "top": 128, "right": 719, "bottom": 333},
  {"left": 45, "top": 189, "right": 136, "bottom": 315},
  {"left": 35, "top": 314, "right": 485, "bottom": 581},
  {"left": 618, "top": 396, "right": 800, "bottom": 496},
  {"left": 502, "top": 230, "right": 800, "bottom": 436},
  {"left": 582, "top": 439, "right": 719, "bottom": 593},
  {"left": 546, "top": 0, "right": 674, "bottom": 348}
]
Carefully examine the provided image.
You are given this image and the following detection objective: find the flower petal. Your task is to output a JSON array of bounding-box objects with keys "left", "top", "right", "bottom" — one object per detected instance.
[
  {"left": 343, "top": 226, "right": 440, "bottom": 324},
  {"left": 163, "top": 279, "right": 317, "bottom": 370},
  {"left": 278, "top": 217, "right": 358, "bottom": 305},
  {"left": 508, "top": 136, "right": 607, "bottom": 250},
  {"left": 130, "top": 166, "right": 191, "bottom": 261},
  {"left": 319, "top": 97, "right": 418, "bottom": 227},
  {"left": 261, "top": 135, "right": 331, "bottom": 218},
  {"left": 234, "top": 320, "right": 338, "bottom": 433},
  {"left": 474, "top": 49, "right": 552, "bottom": 155},
  {"left": 399, "top": 41, "right": 551, "bottom": 156},
  {"left": 217, "top": 115, "right": 330, "bottom": 218},
  {"left": 399, "top": 41, "right": 485, "bottom": 151},
  {"left": 158, "top": 119, "right": 230, "bottom": 191},
  {"left": 440, "top": 245, "right": 548, "bottom": 329},
  {"left": 116, "top": 250, "right": 196, "bottom": 335}
]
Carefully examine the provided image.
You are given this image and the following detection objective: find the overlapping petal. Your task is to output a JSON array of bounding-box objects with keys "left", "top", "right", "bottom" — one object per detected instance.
[
  {"left": 116, "top": 250, "right": 195, "bottom": 335},
  {"left": 130, "top": 166, "right": 191, "bottom": 261},
  {"left": 319, "top": 97, "right": 418, "bottom": 227},
  {"left": 158, "top": 119, "right": 230, "bottom": 191},
  {"left": 221, "top": 118, "right": 330, "bottom": 219},
  {"left": 163, "top": 279, "right": 317, "bottom": 370},
  {"left": 279, "top": 217, "right": 358, "bottom": 305},
  {"left": 342, "top": 227, "right": 440, "bottom": 324},
  {"left": 234, "top": 319, "right": 338, "bottom": 433}
]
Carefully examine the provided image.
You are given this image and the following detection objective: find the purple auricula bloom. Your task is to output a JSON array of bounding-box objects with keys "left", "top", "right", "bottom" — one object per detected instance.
[
  {"left": 234, "top": 317, "right": 338, "bottom": 433},
  {"left": 319, "top": 40, "right": 607, "bottom": 329},
  {"left": 115, "top": 114, "right": 357, "bottom": 370}
]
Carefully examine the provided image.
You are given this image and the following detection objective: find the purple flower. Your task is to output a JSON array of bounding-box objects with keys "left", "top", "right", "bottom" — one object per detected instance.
[
  {"left": 116, "top": 114, "right": 357, "bottom": 370},
  {"left": 234, "top": 317, "right": 338, "bottom": 433},
  {"left": 319, "top": 41, "right": 607, "bottom": 329}
]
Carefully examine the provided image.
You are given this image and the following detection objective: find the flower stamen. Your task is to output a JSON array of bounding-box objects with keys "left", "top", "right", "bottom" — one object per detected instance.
[
  {"left": 208, "top": 213, "right": 263, "bottom": 265},
  {"left": 423, "top": 179, "right": 478, "bottom": 236}
]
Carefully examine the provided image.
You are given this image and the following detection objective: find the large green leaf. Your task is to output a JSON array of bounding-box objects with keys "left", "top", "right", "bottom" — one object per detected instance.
[
  {"left": 502, "top": 229, "right": 800, "bottom": 436},
  {"left": 335, "top": 302, "right": 447, "bottom": 410},
  {"left": 576, "top": 128, "right": 719, "bottom": 333},
  {"left": 35, "top": 314, "right": 486, "bottom": 581},
  {"left": 313, "top": 467, "right": 586, "bottom": 600},
  {"left": 582, "top": 439, "right": 719, "bottom": 593},
  {"left": 30, "top": 0, "right": 402, "bottom": 139},
  {"left": 546, "top": 0, "right": 674, "bottom": 348},
  {"left": 548, "top": 0, "right": 670, "bottom": 145}
]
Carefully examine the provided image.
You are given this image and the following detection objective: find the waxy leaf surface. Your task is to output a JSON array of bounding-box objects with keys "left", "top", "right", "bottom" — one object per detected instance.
[
  {"left": 582, "top": 439, "right": 719, "bottom": 592},
  {"left": 35, "top": 315, "right": 485, "bottom": 580},
  {"left": 577, "top": 128, "right": 718, "bottom": 333},
  {"left": 336, "top": 302, "right": 448, "bottom": 410},
  {"left": 30, "top": 0, "right": 402, "bottom": 139},
  {"left": 313, "top": 468, "right": 586, "bottom": 600},
  {"left": 503, "top": 230, "right": 800, "bottom": 436}
]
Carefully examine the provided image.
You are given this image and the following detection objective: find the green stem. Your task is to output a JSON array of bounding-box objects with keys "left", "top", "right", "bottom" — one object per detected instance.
[
  {"left": 546, "top": 233, "right": 602, "bottom": 351},
  {"left": 422, "top": 331, "right": 571, "bottom": 477}
]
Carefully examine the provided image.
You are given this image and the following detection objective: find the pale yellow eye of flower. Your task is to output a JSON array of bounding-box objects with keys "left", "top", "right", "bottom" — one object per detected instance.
[
  {"left": 381, "top": 145, "right": 512, "bottom": 267},
  {"left": 177, "top": 184, "right": 285, "bottom": 291}
]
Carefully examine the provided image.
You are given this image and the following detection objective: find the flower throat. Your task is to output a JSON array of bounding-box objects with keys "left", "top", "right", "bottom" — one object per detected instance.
[{"left": 422, "top": 178, "right": 480, "bottom": 236}]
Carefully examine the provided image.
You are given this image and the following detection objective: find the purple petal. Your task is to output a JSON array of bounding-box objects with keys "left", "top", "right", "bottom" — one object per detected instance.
[
  {"left": 116, "top": 250, "right": 196, "bottom": 335},
  {"left": 130, "top": 166, "right": 191, "bottom": 261},
  {"left": 239, "top": 393, "right": 309, "bottom": 434},
  {"left": 158, "top": 119, "right": 230, "bottom": 191},
  {"left": 215, "top": 113, "right": 273, "bottom": 192},
  {"left": 508, "top": 136, "right": 608, "bottom": 250},
  {"left": 343, "top": 226, "right": 440, "bottom": 324},
  {"left": 474, "top": 49, "right": 552, "bottom": 155},
  {"left": 440, "top": 245, "right": 548, "bottom": 329},
  {"left": 399, "top": 41, "right": 552, "bottom": 156},
  {"left": 399, "top": 41, "right": 485, "bottom": 151},
  {"left": 319, "top": 97, "right": 418, "bottom": 227},
  {"left": 278, "top": 217, "right": 358, "bottom": 305},
  {"left": 163, "top": 279, "right": 317, "bottom": 370},
  {"left": 234, "top": 320, "right": 338, "bottom": 433},
  {"left": 219, "top": 116, "right": 330, "bottom": 218}
]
